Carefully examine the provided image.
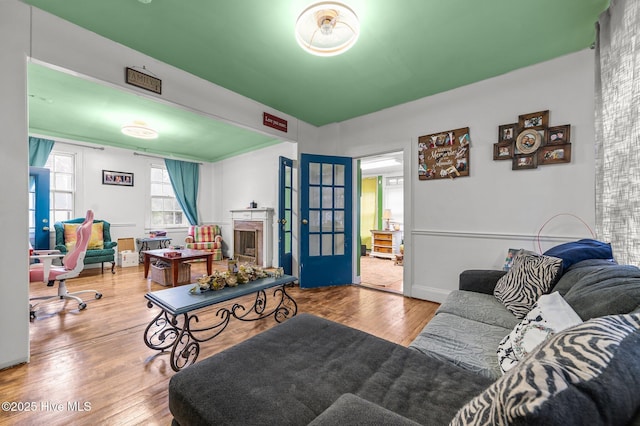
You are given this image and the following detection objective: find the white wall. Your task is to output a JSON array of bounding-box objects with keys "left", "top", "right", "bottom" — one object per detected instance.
[
  {"left": 214, "top": 142, "right": 298, "bottom": 267},
  {"left": 0, "top": 0, "right": 31, "bottom": 370},
  {"left": 336, "top": 50, "right": 597, "bottom": 302},
  {"left": 46, "top": 141, "right": 215, "bottom": 250}
]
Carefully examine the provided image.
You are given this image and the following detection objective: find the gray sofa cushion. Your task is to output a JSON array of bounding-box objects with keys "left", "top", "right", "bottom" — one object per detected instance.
[
  {"left": 437, "top": 290, "right": 519, "bottom": 329},
  {"left": 308, "top": 393, "right": 421, "bottom": 426},
  {"left": 563, "top": 263, "right": 640, "bottom": 321},
  {"left": 409, "top": 313, "right": 509, "bottom": 380},
  {"left": 169, "top": 313, "right": 493, "bottom": 426},
  {"left": 552, "top": 258, "right": 619, "bottom": 295}
]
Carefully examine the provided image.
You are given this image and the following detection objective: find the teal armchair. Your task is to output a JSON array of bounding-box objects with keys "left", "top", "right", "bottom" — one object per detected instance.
[{"left": 54, "top": 218, "right": 117, "bottom": 273}]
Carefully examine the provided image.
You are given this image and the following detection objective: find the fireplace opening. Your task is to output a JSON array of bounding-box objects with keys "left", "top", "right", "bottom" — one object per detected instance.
[
  {"left": 233, "top": 220, "right": 264, "bottom": 266},
  {"left": 236, "top": 230, "right": 257, "bottom": 263}
]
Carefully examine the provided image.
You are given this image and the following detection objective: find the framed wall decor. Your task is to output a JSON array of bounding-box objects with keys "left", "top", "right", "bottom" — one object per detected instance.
[
  {"left": 515, "top": 129, "right": 543, "bottom": 155},
  {"left": 494, "top": 109, "right": 572, "bottom": 170},
  {"left": 498, "top": 123, "right": 518, "bottom": 142},
  {"left": 493, "top": 142, "right": 513, "bottom": 160},
  {"left": 518, "top": 110, "right": 549, "bottom": 131},
  {"left": 512, "top": 154, "right": 537, "bottom": 170},
  {"left": 547, "top": 124, "right": 571, "bottom": 145},
  {"left": 418, "top": 127, "right": 470, "bottom": 180},
  {"left": 102, "top": 170, "right": 134, "bottom": 186},
  {"left": 538, "top": 144, "right": 572, "bottom": 165}
]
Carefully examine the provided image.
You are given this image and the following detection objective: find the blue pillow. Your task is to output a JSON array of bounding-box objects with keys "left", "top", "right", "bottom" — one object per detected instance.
[{"left": 543, "top": 239, "right": 613, "bottom": 271}]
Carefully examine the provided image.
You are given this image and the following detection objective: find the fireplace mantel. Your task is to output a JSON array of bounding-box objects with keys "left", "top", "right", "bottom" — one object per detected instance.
[{"left": 231, "top": 208, "right": 274, "bottom": 268}]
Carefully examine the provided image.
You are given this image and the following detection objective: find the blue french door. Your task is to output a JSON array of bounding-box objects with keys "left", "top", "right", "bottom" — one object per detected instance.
[
  {"left": 300, "top": 154, "right": 352, "bottom": 288},
  {"left": 29, "top": 167, "right": 51, "bottom": 249},
  {"left": 278, "top": 156, "right": 293, "bottom": 275}
]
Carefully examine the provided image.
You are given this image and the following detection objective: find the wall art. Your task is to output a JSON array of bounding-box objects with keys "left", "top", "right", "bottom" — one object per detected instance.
[
  {"left": 102, "top": 170, "right": 134, "bottom": 186},
  {"left": 418, "top": 127, "right": 470, "bottom": 180},
  {"left": 547, "top": 125, "right": 571, "bottom": 144},
  {"left": 538, "top": 144, "right": 572, "bottom": 165},
  {"left": 494, "top": 110, "right": 572, "bottom": 170}
]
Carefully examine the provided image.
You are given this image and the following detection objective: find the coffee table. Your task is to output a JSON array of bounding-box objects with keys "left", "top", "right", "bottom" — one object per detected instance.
[
  {"left": 142, "top": 248, "right": 214, "bottom": 287},
  {"left": 144, "top": 274, "right": 298, "bottom": 371}
]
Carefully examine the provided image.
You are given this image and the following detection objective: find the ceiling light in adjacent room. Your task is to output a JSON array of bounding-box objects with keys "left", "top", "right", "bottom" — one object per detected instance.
[
  {"left": 360, "top": 159, "right": 400, "bottom": 170},
  {"left": 121, "top": 120, "right": 158, "bottom": 139},
  {"left": 295, "top": 2, "right": 360, "bottom": 57}
]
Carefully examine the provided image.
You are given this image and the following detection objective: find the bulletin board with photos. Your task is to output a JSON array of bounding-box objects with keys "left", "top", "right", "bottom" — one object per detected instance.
[{"left": 418, "top": 127, "right": 470, "bottom": 180}]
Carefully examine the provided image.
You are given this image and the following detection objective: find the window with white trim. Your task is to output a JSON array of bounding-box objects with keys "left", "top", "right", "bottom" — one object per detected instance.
[
  {"left": 44, "top": 151, "right": 75, "bottom": 223},
  {"left": 150, "top": 164, "right": 187, "bottom": 227}
]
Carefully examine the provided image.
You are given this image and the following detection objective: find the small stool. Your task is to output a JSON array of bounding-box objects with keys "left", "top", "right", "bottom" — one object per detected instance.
[{"left": 394, "top": 254, "right": 404, "bottom": 266}]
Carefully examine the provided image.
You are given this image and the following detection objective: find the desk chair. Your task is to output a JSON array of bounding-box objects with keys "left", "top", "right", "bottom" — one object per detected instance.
[{"left": 29, "top": 210, "right": 103, "bottom": 320}]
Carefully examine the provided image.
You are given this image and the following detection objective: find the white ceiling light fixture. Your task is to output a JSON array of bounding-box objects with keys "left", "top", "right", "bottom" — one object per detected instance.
[
  {"left": 121, "top": 120, "right": 158, "bottom": 140},
  {"left": 360, "top": 159, "right": 400, "bottom": 170},
  {"left": 295, "top": 2, "right": 360, "bottom": 57}
]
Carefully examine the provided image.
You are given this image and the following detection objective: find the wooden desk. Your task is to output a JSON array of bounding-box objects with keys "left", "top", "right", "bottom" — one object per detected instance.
[
  {"left": 142, "top": 249, "right": 213, "bottom": 287},
  {"left": 144, "top": 274, "right": 298, "bottom": 371}
]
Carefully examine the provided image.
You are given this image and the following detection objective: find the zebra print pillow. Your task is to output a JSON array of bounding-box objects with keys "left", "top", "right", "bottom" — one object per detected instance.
[
  {"left": 494, "top": 251, "right": 562, "bottom": 318},
  {"left": 451, "top": 314, "right": 640, "bottom": 426}
]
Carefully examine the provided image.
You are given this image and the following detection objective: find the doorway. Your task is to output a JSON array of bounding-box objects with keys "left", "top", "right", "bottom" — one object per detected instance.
[{"left": 358, "top": 152, "right": 404, "bottom": 294}]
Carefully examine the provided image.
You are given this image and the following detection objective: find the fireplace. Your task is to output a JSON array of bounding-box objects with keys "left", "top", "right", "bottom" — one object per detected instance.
[
  {"left": 231, "top": 208, "right": 274, "bottom": 268},
  {"left": 233, "top": 222, "right": 263, "bottom": 265}
]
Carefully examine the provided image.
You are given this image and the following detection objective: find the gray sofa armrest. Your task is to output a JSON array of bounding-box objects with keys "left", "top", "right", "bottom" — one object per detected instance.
[
  {"left": 308, "top": 394, "right": 421, "bottom": 426},
  {"left": 459, "top": 269, "right": 507, "bottom": 295}
]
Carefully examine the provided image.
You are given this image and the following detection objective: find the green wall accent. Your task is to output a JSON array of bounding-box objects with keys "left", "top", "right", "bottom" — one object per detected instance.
[
  {"left": 377, "top": 176, "right": 383, "bottom": 230},
  {"left": 360, "top": 177, "right": 377, "bottom": 249}
]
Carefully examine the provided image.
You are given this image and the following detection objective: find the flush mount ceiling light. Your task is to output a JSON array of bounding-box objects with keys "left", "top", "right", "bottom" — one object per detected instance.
[
  {"left": 295, "top": 2, "right": 360, "bottom": 57},
  {"left": 121, "top": 120, "right": 158, "bottom": 140},
  {"left": 360, "top": 159, "right": 400, "bottom": 170}
]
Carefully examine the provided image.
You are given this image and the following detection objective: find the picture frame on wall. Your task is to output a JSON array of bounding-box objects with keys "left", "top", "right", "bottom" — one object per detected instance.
[
  {"left": 102, "top": 170, "right": 134, "bottom": 186},
  {"left": 498, "top": 123, "right": 518, "bottom": 142},
  {"left": 512, "top": 154, "right": 538, "bottom": 170},
  {"left": 493, "top": 142, "right": 513, "bottom": 160},
  {"left": 515, "top": 129, "right": 543, "bottom": 155},
  {"left": 547, "top": 124, "right": 571, "bottom": 145},
  {"left": 538, "top": 143, "right": 572, "bottom": 165},
  {"left": 518, "top": 110, "right": 549, "bottom": 131}
]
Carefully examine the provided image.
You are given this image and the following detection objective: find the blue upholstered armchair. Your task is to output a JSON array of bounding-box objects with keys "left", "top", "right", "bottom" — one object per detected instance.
[{"left": 54, "top": 218, "right": 117, "bottom": 273}]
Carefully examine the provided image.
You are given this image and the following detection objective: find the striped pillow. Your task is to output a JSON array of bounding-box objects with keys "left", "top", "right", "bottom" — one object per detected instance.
[
  {"left": 494, "top": 251, "right": 562, "bottom": 319},
  {"left": 451, "top": 314, "right": 640, "bottom": 426}
]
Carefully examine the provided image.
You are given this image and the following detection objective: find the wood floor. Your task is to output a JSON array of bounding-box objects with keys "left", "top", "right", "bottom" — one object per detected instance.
[{"left": 1, "top": 262, "right": 439, "bottom": 425}]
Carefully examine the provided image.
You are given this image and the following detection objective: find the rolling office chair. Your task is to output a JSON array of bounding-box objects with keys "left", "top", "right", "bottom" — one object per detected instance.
[{"left": 29, "top": 210, "right": 103, "bottom": 320}]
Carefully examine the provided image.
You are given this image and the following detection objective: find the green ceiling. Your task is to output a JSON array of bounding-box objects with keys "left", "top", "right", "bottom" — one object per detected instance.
[
  {"left": 28, "top": 63, "right": 281, "bottom": 163},
  {"left": 24, "top": 0, "right": 609, "bottom": 162}
]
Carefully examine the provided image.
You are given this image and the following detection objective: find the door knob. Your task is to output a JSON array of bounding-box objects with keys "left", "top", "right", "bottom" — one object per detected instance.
[
  {"left": 280, "top": 218, "right": 287, "bottom": 225},
  {"left": 302, "top": 219, "right": 308, "bottom": 225},
  {"left": 42, "top": 226, "right": 49, "bottom": 231}
]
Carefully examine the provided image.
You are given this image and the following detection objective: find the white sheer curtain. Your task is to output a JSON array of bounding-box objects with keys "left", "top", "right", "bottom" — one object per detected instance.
[{"left": 594, "top": 0, "right": 640, "bottom": 265}]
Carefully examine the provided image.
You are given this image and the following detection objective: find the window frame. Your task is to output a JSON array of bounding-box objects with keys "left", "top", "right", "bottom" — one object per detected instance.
[
  {"left": 149, "top": 163, "right": 188, "bottom": 228},
  {"left": 44, "top": 150, "right": 76, "bottom": 224}
]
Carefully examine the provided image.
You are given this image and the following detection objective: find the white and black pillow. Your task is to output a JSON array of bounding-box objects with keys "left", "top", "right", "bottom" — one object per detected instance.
[
  {"left": 494, "top": 251, "right": 563, "bottom": 318},
  {"left": 451, "top": 314, "right": 640, "bottom": 426},
  {"left": 497, "top": 291, "right": 582, "bottom": 374}
]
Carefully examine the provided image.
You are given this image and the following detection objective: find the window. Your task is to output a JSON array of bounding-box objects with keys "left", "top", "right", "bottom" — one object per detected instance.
[
  {"left": 150, "top": 164, "right": 187, "bottom": 227},
  {"left": 45, "top": 151, "right": 75, "bottom": 223},
  {"left": 384, "top": 175, "right": 403, "bottom": 231}
]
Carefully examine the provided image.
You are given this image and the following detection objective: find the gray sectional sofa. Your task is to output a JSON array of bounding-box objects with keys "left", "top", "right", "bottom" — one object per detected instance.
[{"left": 169, "top": 257, "right": 640, "bottom": 425}]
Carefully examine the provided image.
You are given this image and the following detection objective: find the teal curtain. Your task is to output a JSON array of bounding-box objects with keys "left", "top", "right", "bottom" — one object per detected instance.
[
  {"left": 29, "top": 136, "right": 55, "bottom": 167},
  {"left": 165, "top": 159, "right": 199, "bottom": 225}
]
